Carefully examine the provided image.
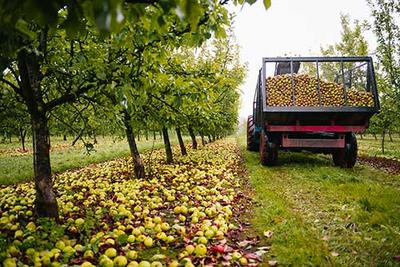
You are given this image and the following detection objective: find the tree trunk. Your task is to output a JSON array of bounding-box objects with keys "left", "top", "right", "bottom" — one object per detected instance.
[
  {"left": 153, "top": 131, "right": 156, "bottom": 140},
  {"left": 359, "top": 134, "right": 363, "bottom": 140},
  {"left": 208, "top": 135, "right": 212, "bottom": 143},
  {"left": 188, "top": 127, "right": 197, "bottom": 149},
  {"left": 122, "top": 110, "right": 145, "bottom": 178},
  {"left": 17, "top": 47, "right": 59, "bottom": 219},
  {"left": 145, "top": 131, "right": 149, "bottom": 141},
  {"left": 388, "top": 130, "right": 393, "bottom": 142},
  {"left": 19, "top": 127, "right": 27, "bottom": 151},
  {"left": 373, "top": 133, "right": 377, "bottom": 140},
  {"left": 93, "top": 131, "right": 98, "bottom": 144},
  {"left": 160, "top": 131, "right": 163, "bottom": 140},
  {"left": 63, "top": 134, "right": 67, "bottom": 141},
  {"left": 162, "top": 127, "right": 173, "bottom": 164},
  {"left": 176, "top": 127, "right": 187, "bottom": 156},
  {"left": 201, "top": 135, "right": 206, "bottom": 146},
  {"left": 137, "top": 130, "right": 141, "bottom": 141},
  {"left": 381, "top": 130, "right": 385, "bottom": 154},
  {"left": 212, "top": 135, "right": 216, "bottom": 142},
  {"left": 31, "top": 113, "right": 59, "bottom": 218}
]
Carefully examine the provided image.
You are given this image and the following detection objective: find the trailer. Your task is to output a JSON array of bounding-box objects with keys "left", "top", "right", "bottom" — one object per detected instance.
[{"left": 247, "top": 57, "right": 380, "bottom": 167}]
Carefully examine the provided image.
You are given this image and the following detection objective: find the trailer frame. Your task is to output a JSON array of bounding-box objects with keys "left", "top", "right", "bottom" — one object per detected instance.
[{"left": 248, "top": 56, "right": 380, "bottom": 167}]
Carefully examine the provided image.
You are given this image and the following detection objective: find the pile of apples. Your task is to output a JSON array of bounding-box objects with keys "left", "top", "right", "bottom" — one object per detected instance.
[
  {"left": 0, "top": 141, "right": 256, "bottom": 266},
  {"left": 266, "top": 74, "right": 375, "bottom": 107}
]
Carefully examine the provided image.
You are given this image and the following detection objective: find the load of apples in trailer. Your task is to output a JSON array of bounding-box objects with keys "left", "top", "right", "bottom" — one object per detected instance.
[{"left": 247, "top": 57, "right": 379, "bottom": 167}]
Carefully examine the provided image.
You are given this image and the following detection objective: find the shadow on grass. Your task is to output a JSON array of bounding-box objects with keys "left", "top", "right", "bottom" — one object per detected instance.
[{"left": 276, "top": 151, "right": 331, "bottom": 167}]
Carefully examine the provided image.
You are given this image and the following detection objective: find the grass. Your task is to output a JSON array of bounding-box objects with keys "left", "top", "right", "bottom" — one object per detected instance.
[
  {"left": 0, "top": 135, "right": 189, "bottom": 185},
  {"left": 237, "top": 134, "right": 400, "bottom": 266},
  {"left": 358, "top": 134, "right": 400, "bottom": 159}
]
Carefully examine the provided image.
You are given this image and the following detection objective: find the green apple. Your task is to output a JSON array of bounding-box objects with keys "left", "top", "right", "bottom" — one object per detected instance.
[
  {"left": 75, "top": 218, "right": 85, "bottom": 227},
  {"left": 56, "top": 240, "right": 65, "bottom": 250},
  {"left": 126, "top": 251, "right": 138, "bottom": 260},
  {"left": 161, "top": 223, "right": 170, "bottom": 231},
  {"left": 99, "top": 257, "right": 114, "bottom": 267},
  {"left": 114, "top": 256, "right": 128, "bottom": 267},
  {"left": 150, "top": 261, "right": 162, "bottom": 267},
  {"left": 185, "top": 245, "right": 195, "bottom": 254},
  {"left": 81, "top": 261, "right": 94, "bottom": 267},
  {"left": 127, "top": 235, "right": 135, "bottom": 243},
  {"left": 153, "top": 216, "right": 162, "bottom": 224},
  {"left": 168, "top": 260, "right": 179, "bottom": 267},
  {"left": 132, "top": 228, "right": 141, "bottom": 236},
  {"left": 239, "top": 257, "right": 248, "bottom": 266},
  {"left": 26, "top": 222, "right": 36, "bottom": 232},
  {"left": 204, "top": 230, "right": 214, "bottom": 239},
  {"left": 105, "top": 248, "right": 117, "bottom": 258},
  {"left": 138, "top": 261, "right": 151, "bottom": 267},
  {"left": 194, "top": 244, "right": 207, "bottom": 257},
  {"left": 197, "top": 236, "right": 207, "bottom": 244},
  {"left": 74, "top": 244, "right": 85, "bottom": 252},
  {"left": 84, "top": 250, "right": 95, "bottom": 259},
  {"left": 231, "top": 251, "right": 241, "bottom": 261},
  {"left": 144, "top": 237, "right": 153, "bottom": 247},
  {"left": 3, "top": 258, "right": 17, "bottom": 267},
  {"left": 14, "top": 230, "right": 23, "bottom": 239}
]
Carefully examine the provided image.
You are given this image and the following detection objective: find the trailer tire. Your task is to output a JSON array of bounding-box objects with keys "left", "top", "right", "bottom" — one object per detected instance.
[
  {"left": 333, "top": 133, "right": 357, "bottom": 168},
  {"left": 247, "top": 115, "right": 258, "bottom": 151},
  {"left": 260, "top": 130, "right": 278, "bottom": 166}
]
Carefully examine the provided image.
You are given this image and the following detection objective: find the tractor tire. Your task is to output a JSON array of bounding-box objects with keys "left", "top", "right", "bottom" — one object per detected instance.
[
  {"left": 247, "top": 115, "right": 258, "bottom": 151},
  {"left": 333, "top": 133, "right": 357, "bottom": 168},
  {"left": 260, "top": 130, "right": 278, "bottom": 166}
]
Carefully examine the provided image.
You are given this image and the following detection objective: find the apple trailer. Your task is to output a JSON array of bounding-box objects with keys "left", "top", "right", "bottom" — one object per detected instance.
[{"left": 247, "top": 56, "right": 380, "bottom": 167}]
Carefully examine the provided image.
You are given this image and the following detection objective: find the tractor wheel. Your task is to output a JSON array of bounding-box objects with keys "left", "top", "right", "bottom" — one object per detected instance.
[
  {"left": 259, "top": 130, "right": 278, "bottom": 166},
  {"left": 333, "top": 133, "right": 357, "bottom": 168},
  {"left": 247, "top": 115, "right": 258, "bottom": 151}
]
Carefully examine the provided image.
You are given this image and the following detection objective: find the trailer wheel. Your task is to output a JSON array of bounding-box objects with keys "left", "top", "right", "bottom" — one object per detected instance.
[
  {"left": 260, "top": 130, "right": 278, "bottom": 166},
  {"left": 247, "top": 115, "right": 258, "bottom": 151},
  {"left": 333, "top": 133, "right": 357, "bottom": 168}
]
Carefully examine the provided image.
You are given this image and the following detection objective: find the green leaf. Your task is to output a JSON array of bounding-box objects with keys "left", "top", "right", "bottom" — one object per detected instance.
[
  {"left": 15, "top": 19, "right": 35, "bottom": 39},
  {"left": 246, "top": 0, "right": 257, "bottom": 5},
  {"left": 263, "top": 0, "right": 271, "bottom": 9}
]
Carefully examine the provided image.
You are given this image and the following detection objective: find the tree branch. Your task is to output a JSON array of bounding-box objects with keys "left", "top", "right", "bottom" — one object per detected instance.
[
  {"left": 45, "top": 82, "right": 101, "bottom": 111},
  {"left": 0, "top": 77, "right": 21, "bottom": 94}
]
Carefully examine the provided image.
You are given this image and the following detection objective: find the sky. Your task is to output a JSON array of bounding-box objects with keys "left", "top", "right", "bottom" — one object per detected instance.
[{"left": 228, "top": 0, "right": 376, "bottom": 121}]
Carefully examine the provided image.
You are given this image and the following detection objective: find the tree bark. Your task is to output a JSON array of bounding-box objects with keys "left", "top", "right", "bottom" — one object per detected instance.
[
  {"left": 93, "top": 131, "right": 98, "bottom": 144},
  {"left": 212, "top": 135, "right": 216, "bottom": 142},
  {"left": 208, "top": 135, "right": 212, "bottom": 143},
  {"left": 122, "top": 110, "right": 145, "bottom": 178},
  {"left": 201, "top": 135, "right": 206, "bottom": 146},
  {"left": 188, "top": 127, "right": 197, "bottom": 149},
  {"left": 63, "top": 134, "right": 67, "bottom": 141},
  {"left": 373, "top": 133, "right": 377, "bottom": 140},
  {"left": 137, "top": 130, "right": 141, "bottom": 141},
  {"left": 31, "top": 112, "right": 59, "bottom": 218},
  {"left": 145, "top": 130, "right": 149, "bottom": 141},
  {"left": 381, "top": 130, "right": 385, "bottom": 154},
  {"left": 388, "top": 130, "right": 393, "bottom": 142},
  {"left": 162, "top": 127, "right": 173, "bottom": 164},
  {"left": 359, "top": 134, "right": 363, "bottom": 140},
  {"left": 19, "top": 127, "right": 27, "bottom": 151},
  {"left": 17, "top": 47, "right": 59, "bottom": 219},
  {"left": 153, "top": 131, "right": 156, "bottom": 140},
  {"left": 176, "top": 127, "right": 187, "bottom": 156}
]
